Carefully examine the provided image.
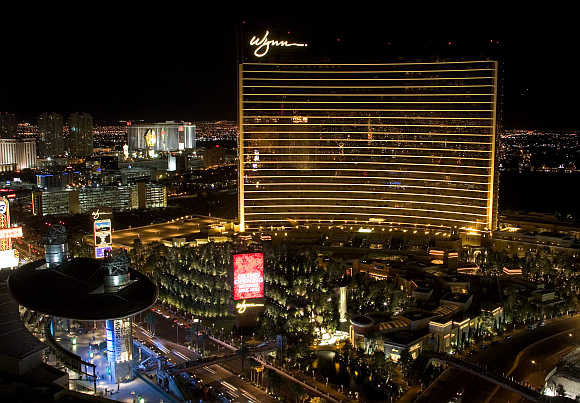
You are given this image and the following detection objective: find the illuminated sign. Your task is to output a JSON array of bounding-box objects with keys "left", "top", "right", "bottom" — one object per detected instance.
[
  {"left": 94, "top": 218, "right": 112, "bottom": 259},
  {"left": 91, "top": 208, "right": 112, "bottom": 221},
  {"left": 0, "top": 227, "right": 23, "bottom": 239},
  {"left": 144, "top": 129, "right": 157, "bottom": 147},
  {"left": 249, "top": 30, "right": 308, "bottom": 57},
  {"left": 233, "top": 253, "right": 264, "bottom": 301},
  {"left": 0, "top": 197, "right": 11, "bottom": 251},
  {"left": 236, "top": 300, "right": 265, "bottom": 314},
  {"left": 0, "top": 249, "right": 18, "bottom": 268}
]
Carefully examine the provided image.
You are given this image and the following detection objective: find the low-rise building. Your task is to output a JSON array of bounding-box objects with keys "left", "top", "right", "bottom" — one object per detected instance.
[
  {"left": 34, "top": 183, "right": 167, "bottom": 215},
  {"left": 349, "top": 293, "right": 501, "bottom": 360},
  {"left": 0, "top": 139, "right": 36, "bottom": 171}
]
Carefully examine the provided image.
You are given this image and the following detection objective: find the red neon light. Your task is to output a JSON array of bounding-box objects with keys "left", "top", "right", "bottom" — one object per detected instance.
[{"left": 233, "top": 253, "right": 264, "bottom": 301}]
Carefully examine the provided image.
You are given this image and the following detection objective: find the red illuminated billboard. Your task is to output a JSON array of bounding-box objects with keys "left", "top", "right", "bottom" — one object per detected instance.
[{"left": 233, "top": 253, "right": 264, "bottom": 301}]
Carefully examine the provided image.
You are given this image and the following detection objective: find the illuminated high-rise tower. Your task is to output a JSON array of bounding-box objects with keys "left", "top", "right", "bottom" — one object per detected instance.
[{"left": 238, "top": 42, "right": 499, "bottom": 235}]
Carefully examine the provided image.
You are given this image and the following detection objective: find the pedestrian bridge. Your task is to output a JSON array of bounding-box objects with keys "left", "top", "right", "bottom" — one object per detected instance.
[
  {"left": 169, "top": 339, "right": 277, "bottom": 373},
  {"left": 425, "top": 352, "right": 574, "bottom": 402}
]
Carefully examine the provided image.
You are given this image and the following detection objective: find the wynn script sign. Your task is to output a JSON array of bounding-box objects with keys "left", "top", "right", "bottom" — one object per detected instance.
[
  {"left": 236, "top": 300, "right": 265, "bottom": 314},
  {"left": 249, "top": 30, "right": 308, "bottom": 57}
]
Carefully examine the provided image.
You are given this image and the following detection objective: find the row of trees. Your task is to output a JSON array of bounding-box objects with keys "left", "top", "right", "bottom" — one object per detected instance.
[
  {"left": 347, "top": 273, "right": 410, "bottom": 316},
  {"left": 256, "top": 250, "right": 341, "bottom": 346},
  {"left": 131, "top": 241, "right": 234, "bottom": 318},
  {"left": 475, "top": 246, "right": 580, "bottom": 282}
]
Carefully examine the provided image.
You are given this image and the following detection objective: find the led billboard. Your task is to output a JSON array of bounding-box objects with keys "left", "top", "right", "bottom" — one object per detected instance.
[
  {"left": 0, "top": 249, "right": 18, "bottom": 268},
  {"left": 233, "top": 253, "right": 264, "bottom": 301},
  {"left": 0, "top": 227, "right": 23, "bottom": 239},
  {"left": 94, "top": 219, "right": 112, "bottom": 258},
  {"left": 0, "top": 197, "right": 11, "bottom": 251}
]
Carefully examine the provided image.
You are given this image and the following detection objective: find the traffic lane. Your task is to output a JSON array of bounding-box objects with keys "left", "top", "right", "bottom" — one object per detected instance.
[
  {"left": 461, "top": 317, "right": 580, "bottom": 402},
  {"left": 133, "top": 324, "right": 191, "bottom": 365},
  {"left": 418, "top": 316, "right": 580, "bottom": 402},
  {"left": 208, "top": 364, "right": 274, "bottom": 403},
  {"left": 189, "top": 364, "right": 275, "bottom": 403},
  {"left": 493, "top": 330, "right": 580, "bottom": 402}
]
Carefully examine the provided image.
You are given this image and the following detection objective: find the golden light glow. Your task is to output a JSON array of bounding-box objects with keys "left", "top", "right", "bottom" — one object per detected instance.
[
  {"left": 249, "top": 30, "right": 308, "bottom": 58},
  {"left": 239, "top": 61, "right": 497, "bottom": 232},
  {"left": 236, "top": 300, "right": 265, "bottom": 314}
]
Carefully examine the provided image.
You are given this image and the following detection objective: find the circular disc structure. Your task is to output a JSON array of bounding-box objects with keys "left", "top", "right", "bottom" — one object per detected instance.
[{"left": 8, "top": 257, "right": 157, "bottom": 320}]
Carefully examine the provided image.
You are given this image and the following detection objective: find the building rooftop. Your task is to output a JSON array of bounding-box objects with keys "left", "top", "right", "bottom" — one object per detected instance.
[
  {"left": 350, "top": 315, "right": 374, "bottom": 327},
  {"left": 0, "top": 271, "right": 46, "bottom": 360},
  {"left": 383, "top": 329, "right": 430, "bottom": 347},
  {"left": 401, "top": 310, "right": 437, "bottom": 321},
  {"left": 441, "top": 293, "right": 472, "bottom": 304},
  {"left": 8, "top": 258, "right": 157, "bottom": 321}
]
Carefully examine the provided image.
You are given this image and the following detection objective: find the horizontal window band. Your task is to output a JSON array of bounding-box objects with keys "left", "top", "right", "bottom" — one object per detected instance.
[
  {"left": 243, "top": 77, "right": 493, "bottom": 81},
  {"left": 244, "top": 222, "right": 479, "bottom": 231},
  {"left": 245, "top": 205, "right": 487, "bottom": 217},
  {"left": 245, "top": 183, "right": 488, "bottom": 192},
  {"left": 246, "top": 168, "right": 492, "bottom": 176},
  {"left": 244, "top": 189, "right": 488, "bottom": 200},
  {"left": 243, "top": 68, "right": 495, "bottom": 74},
  {"left": 244, "top": 161, "right": 490, "bottom": 169},
  {"left": 246, "top": 175, "right": 490, "bottom": 185},
  {"left": 245, "top": 152, "right": 490, "bottom": 158},
  {"left": 243, "top": 223, "right": 461, "bottom": 231},
  {"left": 244, "top": 131, "right": 493, "bottom": 136},
  {"left": 244, "top": 140, "right": 492, "bottom": 145},
  {"left": 244, "top": 93, "right": 493, "bottom": 97},
  {"left": 244, "top": 155, "right": 490, "bottom": 162},
  {"left": 244, "top": 124, "right": 492, "bottom": 128},
  {"left": 245, "top": 146, "right": 491, "bottom": 152},
  {"left": 243, "top": 211, "right": 486, "bottom": 225},
  {"left": 244, "top": 108, "right": 493, "bottom": 112},
  {"left": 245, "top": 197, "right": 487, "bottom": 208},
  {"left": 244, "top": 101, "right": 493, "bottom": 104},
  {"left": 242, "top": 61, "right": 495, "bottom": 66},
  {"left": 244, "top": 115, "right": 492, "bottom": 120},
  {"left": 244, "top": 85, "right": 493, "bottom": 90}
]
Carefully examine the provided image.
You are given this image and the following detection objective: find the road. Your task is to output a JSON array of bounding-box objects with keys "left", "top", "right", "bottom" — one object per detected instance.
[
  {"left": 188, "top": 364, "right": 276, "bottom": 403},
  {"left": 417, "top": 315, "right": 580, "bottom": 402},
  {"left": 133, "top": 323, "right": 199, "bottom": 366},
  {"left": 135, "top": 310, "right": 277, "bottom": 402},
  {"left": 492, "top": 329, "right": 579, "bottom": 402}
]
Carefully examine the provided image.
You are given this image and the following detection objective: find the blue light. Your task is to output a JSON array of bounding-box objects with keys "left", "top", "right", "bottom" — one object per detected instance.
[{"left": 96, "top": 246, "right": 112, "bottom": 258}]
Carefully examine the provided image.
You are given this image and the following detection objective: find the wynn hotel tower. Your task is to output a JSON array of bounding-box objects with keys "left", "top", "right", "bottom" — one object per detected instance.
[{"left": 239, "top": 54, "right": 499, "bottom": 235}]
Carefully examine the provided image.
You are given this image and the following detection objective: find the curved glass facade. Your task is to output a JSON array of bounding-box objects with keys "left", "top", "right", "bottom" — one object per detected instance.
[
  {"left": 128, "top": 122, "right": 196, "bottom": 152},
  {"left": 239, "top": 61, "right": 498, "bottom": 233}
]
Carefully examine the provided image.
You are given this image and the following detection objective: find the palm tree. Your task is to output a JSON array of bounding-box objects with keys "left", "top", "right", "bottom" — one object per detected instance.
[{"left": 143, "top": 311, "right": 157, "bottom": 335}]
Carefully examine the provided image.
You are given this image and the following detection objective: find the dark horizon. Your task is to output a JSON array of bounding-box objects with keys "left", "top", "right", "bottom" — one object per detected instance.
[{"left": 2, "top": 18, "right": 580, "bottom": 130}]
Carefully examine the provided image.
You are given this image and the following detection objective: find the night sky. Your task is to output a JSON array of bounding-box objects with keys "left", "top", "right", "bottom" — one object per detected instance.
[{"left": 1, "top": 17, "right": 578, "bottom": 130}]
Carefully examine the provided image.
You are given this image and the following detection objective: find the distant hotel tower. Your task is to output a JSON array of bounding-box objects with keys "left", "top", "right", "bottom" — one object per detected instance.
[
  {"left": 238, "top": 35, "right": 499, "bottom": 235},
  {"left": 67, "top": 112, "right": 94, "bottom": 157},
  {"left": 38, "top": 112, "right": 64, "bottom": 157}
]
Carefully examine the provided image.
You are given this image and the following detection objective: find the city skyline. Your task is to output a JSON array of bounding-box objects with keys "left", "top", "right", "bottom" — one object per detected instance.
[
  {"left": 3, "top": 15, "right": 580, "bottom": 403},
  {"left": 0, "top": 18, "right": 579, "bottom": 130}
]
